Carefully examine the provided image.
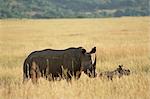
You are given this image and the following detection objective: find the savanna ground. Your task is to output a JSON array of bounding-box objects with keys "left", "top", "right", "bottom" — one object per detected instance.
[{"left": 0, "top": 17, "right": 150, "bottom": 99}]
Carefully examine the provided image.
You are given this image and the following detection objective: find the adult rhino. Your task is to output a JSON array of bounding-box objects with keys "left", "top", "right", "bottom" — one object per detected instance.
[{"left": 23, "top": 47, "right": 96, "bottom": 83}]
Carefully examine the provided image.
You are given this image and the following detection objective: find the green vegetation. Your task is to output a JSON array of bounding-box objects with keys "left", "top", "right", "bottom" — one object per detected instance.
[{"left": 0, "top": 0, "right": 149, "bottom": 18}]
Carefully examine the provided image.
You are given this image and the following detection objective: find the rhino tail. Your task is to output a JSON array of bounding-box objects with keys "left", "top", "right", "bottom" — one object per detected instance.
[{"left": 23, "top": 59, "right": 30, "bottom": 83}]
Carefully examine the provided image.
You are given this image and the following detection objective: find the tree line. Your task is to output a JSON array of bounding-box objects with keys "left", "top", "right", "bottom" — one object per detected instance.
[{"left": 0, "top": 0, "right": 149, "bottom": 19}]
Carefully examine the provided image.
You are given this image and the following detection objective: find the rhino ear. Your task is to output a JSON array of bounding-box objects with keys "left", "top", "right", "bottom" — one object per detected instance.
[
  {"left": 89, "top": 47, "right": 96, "bottom": 54},
  {"left": 119, "top": 65, "right": 123, "bottom": 68},
  {"left": 81, "top": 49, "right": 86, "bottom": 54}
]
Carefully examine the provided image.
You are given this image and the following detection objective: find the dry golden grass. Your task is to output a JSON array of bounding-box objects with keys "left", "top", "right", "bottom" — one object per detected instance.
[{"left": 0, "top": 17, "right": 150, "bottom": 99}]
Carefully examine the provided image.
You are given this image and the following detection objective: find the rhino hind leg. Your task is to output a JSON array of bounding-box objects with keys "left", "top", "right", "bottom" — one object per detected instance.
[
  {"left": 30, "top": 61, "right": 41, "bottom": 84},
  {"left": 36, "top": 66, "right": 41, "bottom": 81},
  {"left": 65, "top": 71, "right": 72, "bottom": 82},
  {"left": 74, "top": 71, "right": 81, "bottom": 80},
  {"left": 30, "top": 69, "right": 37, "bottom": 84}
]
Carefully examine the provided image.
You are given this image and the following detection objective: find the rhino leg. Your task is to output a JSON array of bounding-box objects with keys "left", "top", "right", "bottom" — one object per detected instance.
[
  {"left": 75, "top": 71, "right": 81, "bottom": 80},
  {"left": 30, "top": 69, "right": 36, "bottom": 84},
  {"left": 65, "top": 71, "right": 72, "bottom": 82},
  {"left": 36, "top": 65, "right": 41, "bottom": 82},
  {"left": 30, "top": 61, "right": 40, "bottom": 84}
]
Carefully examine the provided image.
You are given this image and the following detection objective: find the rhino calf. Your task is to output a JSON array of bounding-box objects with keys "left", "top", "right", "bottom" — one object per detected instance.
[{"left": 98, "top": 65, "right": 130, "bottom": 80}]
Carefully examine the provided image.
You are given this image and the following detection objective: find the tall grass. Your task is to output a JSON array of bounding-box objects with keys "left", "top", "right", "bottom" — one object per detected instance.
[{"left": 0, "top": 17, "right": 149, "bottom": 99}]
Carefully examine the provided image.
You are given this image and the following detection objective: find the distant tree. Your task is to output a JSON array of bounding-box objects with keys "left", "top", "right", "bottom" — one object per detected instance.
[{"left": 114, "top": 10, "right": 124, "bottom": 17}]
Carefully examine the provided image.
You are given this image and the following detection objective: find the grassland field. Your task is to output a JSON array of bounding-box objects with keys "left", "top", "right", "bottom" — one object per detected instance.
[{"left": 0, "top": 17, "right": 150, "bottom": 99}]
